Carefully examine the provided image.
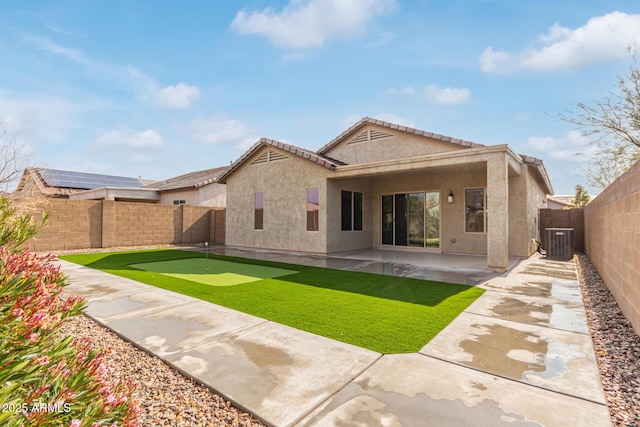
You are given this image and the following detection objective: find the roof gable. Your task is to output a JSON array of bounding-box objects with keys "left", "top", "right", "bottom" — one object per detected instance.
[
  {"left": 147, "top": 166, "right": 229, "bottom": 191},
  {"left": 217, "top": 138, "right": 345, "bottom": 183},
  {"left": 318, "top": 117, "right": 484, "bottom": 156}
]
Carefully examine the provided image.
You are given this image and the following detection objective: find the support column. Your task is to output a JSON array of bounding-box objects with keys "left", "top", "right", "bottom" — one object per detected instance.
[
  {"left": 487, "top": 154, "right": 509, "bottom": 271},
  {"left": 101, "top": 200, "right": 115, "bottom": 249}
]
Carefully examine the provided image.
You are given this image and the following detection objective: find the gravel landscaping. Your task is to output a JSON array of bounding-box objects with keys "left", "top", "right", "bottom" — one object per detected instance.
[{"left": 576, "top": 254, "right": 640, "bottom": 427}]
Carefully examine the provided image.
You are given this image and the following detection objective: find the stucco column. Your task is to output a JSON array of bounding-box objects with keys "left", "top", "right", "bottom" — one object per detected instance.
[{"left": 487, "top": 153, "right": 509, "bottom": 271}]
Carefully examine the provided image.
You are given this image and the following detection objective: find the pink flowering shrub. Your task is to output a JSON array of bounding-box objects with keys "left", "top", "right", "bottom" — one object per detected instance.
[{"left": 0, "top": 199, "right": 138, "bottom": 426}]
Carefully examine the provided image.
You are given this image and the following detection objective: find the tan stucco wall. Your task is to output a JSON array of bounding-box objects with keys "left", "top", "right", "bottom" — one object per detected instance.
[
  {"left": 158, "top": 183, "right": 226, "bottom": 207},
  {"left": 504, "top": 164, "right": 546, "bottom": 258},
  {"left": 326, "top": 178, "right": 373, "bottom": 252},
  {"left": 225, "top": 146, "right": 331, "bottom": 254},
  {"left": 324, "top": 124, "right": 466, "bottom": 165},
  {"left": 197, "top": 183, "right": 226, "bottom": 207},
  {"left": 159, "top": 189, "right": 199, "bottom": 206}
]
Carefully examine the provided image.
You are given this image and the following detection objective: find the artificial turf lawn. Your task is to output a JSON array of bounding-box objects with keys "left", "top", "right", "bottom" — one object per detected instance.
[
  {"left": 60, "top": 249, "right": 484, "bottom": 354},
  {"left": 130, "top": 258, "right": 297, "bottom": 286}
]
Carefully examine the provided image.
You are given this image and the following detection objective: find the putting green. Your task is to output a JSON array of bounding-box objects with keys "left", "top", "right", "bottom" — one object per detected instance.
[{"left": 130, "top": 258, "right": 297, "bottom": 286}]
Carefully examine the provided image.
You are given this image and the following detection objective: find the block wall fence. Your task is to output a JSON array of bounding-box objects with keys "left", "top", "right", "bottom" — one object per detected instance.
[
  {"left": 24, "top": 199, "right": 225, "bottom": 252},
  {"left": 584, "top": 159, "right": 640, "bottom": 335}
]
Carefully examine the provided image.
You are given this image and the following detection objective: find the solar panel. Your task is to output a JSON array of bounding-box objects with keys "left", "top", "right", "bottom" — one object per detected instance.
[{"left": 39, "top": 169, "right": 143, "bottom": 190}]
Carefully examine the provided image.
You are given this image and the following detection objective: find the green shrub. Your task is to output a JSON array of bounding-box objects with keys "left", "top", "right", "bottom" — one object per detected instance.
[{"left": 0, "top": 198, "right": 138, "bottom": 426}]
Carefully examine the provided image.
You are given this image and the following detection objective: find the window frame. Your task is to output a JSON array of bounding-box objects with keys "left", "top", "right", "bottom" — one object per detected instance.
[
  {"left": 306, "top": 188, "right": 319, "bottom": 232},
  {"left": 464, "top": 187, "right": 487, "bottom": 233},
  {"left": 254, "top": 192, "right": 264, "bottom": 230},
  {"left": 341, "top": 190, "right": 363, "bottom": 231}
]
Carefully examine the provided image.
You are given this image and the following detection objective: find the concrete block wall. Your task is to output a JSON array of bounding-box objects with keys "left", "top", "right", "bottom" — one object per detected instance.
[
  {"left": 25, "top": 200, "right": 225, "bottom": 252},
  {"left": 28, "top": 199, "right": 103, "bottom": 251},
  {"left": 110, "top": 201, "right": 182, "bottom": 246},
  {"left": 584, "top": 159, "right": 640, "bottom": 335}
]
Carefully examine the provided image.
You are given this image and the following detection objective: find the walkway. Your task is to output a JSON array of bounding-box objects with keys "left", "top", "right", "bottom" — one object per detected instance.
[{"left": 58, "top": 251, "right": 611, "bottom": 427}]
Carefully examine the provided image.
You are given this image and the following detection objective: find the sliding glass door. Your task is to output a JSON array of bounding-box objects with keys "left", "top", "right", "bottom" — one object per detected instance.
[{"left": 381, "top": 192, "right": 440, "bottom": 249}]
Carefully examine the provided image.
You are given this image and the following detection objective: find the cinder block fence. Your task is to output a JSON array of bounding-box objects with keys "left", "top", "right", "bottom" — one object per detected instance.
[
  {"left": 24, "top": 199, "right": 225, "bottom": 252},
  {"left": 584, "top": 159, "right": 640, "bottom": 335}
]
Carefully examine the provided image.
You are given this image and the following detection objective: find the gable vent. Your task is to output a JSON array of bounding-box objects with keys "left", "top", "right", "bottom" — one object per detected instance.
[
  {"left": 370, "top": 129, "right": 393, "bottom": 140},
  {"left": 347, "top": 129, "right": 393, "bottom": 145},
  {"left": 250, "top": 149, "right": 289, "bottom": 165}
]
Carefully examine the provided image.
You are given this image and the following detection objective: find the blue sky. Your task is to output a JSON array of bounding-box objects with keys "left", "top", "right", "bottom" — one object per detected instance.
[{"left": 1, "top": 1, "right": 639, "bottom": 195}]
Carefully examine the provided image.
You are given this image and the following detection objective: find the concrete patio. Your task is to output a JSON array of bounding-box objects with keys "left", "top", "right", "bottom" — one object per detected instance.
[
  {"left": 58, "top": 250, "right": 611, "bottom": 427},
  {"left": 203, "top": 246, "right": 517, "bottom": 285}
]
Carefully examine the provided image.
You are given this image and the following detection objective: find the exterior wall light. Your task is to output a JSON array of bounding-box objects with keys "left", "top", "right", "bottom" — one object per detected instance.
[{"left": 448, "top": 190, "right": 455, "bottom": 204}]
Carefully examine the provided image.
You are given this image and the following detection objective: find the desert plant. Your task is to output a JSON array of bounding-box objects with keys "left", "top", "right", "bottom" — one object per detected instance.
[{"left": 0, "top": 198, "right": 138, "bottom": 426}]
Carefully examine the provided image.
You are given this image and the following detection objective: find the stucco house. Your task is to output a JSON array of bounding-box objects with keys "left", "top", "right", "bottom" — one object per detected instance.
[
  {"left": 144, "top": 166, "right": 228, "bottom": 207},
  {"left": 218, "top": 117, "right": 554, "bottom": 271},
  {"left": 546, "top": 195, "right": 575, "bottom": 209}
]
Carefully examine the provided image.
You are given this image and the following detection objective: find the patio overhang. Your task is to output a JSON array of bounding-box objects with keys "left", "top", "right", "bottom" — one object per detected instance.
[
  {"left": 330, "top": 144, "right": 523, "bottom": 179},
  {"left": 328, "top": 145, "right": 525, "bottom": 272}
]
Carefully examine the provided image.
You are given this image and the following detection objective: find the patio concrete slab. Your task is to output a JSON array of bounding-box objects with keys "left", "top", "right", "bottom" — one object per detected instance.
[
  {"left": 465, "top": 290, "right": 589, "bottom": 333},
  {"left": 296, "top": 353, "right": 611, "bottom": 427},
  {"left": 60, "top": 261, "right": 154, "bottom": 300},
  {"left": 480, "top": 276, "right": 583, "bottom": 302},
  {"left": 97, "top": 301, "right": 269, "bottom": 357},
  {"left": 78, "top": 285, "right": 198, "bottom": 321},
  {"left": 420, "top": 312, "right": 605, "bottom": 403},
  {"left": 206, "top": 246, "right": 505, "bottom": 285},
  {"left": 164, "top": 321, "right": 380, "bottom": 427}
]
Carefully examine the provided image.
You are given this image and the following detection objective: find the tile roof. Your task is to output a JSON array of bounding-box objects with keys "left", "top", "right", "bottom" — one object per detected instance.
[
  {"left": 146, "top": 166, "right": 229, "bottom": 191},
  {"left": 317, "top": 117, "right": 485, "bottom": 154},
  {"left": 216, "top": 138, "right": 346, "bottom": 183}
]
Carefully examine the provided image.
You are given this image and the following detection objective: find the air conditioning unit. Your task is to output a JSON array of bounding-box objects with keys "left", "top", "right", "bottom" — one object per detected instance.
[{"left": 545, "top": 228, "right": 573, "bottom": 261}]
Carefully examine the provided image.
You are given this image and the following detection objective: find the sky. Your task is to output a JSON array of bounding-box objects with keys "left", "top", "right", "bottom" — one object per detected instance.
[{"left": 1, "top": 0, "right": 639, "bottom": 196}]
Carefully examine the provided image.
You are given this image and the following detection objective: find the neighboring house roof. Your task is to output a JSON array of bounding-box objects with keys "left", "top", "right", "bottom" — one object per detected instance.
[
  {"left": 147, "top": 166, "right": 229, "bottom": 192},
  {"left": 547, "top": 195, "right": 575, "bottom": 208},
  {"left": 15, "top": 168, "right": 144, "bottom": 197},
  {"left": 217, "top": 138, "right": 346, "bottom": 183},
  {"left": 317, "top": 117, "right": 485, "bottom": 155}
]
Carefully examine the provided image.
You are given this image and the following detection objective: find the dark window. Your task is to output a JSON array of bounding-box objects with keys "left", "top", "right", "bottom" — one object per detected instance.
[
  {"left": 173, "top": 200, "right": 186, "bottom": 205},
  {"left": 353, "top": 191, "right": 363, "bottom": 231},
  {"left": 465, "top": 188, "right": 486, "bottom": 233},
  {"left": 341, "top": 190, "right": 363, "bottom": 231},
  {"left": 341, "top": 190, "right": 352, "bottom": 230},
  {"left": 254, "top": 192, "right": 263, "bottom": 230},
  {"left": 306, "top": 188, "right": 319, "bottom": 231}
]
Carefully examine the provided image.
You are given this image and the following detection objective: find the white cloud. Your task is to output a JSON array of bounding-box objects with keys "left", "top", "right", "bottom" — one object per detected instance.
[
  {"left": 525, "top": 130, "right": 594, "bottom": 161},
  {"left": 25, "top": 36, "right": 160, "bottom": 105},
  {"left": 480, "top": 12, "right": 640, "bottom": 74},
  {"left": 0, "top": 92, "right": 78, "bottom": 142},
  {"left": 190, "top": 115, "right": 258, "bottom": 148},
  {"left": 230, "top": 0, "right": 396, "bottom": 48},
  {"left": 388, "top": 84, "right": 472, "bottom": 105},
  {"left": 95, "top": 129, "right": 165, "bottom": 153},
  {"left": 155, "top": 83, "right": 200, "bottom": 109}
]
